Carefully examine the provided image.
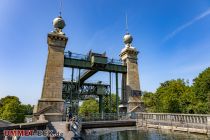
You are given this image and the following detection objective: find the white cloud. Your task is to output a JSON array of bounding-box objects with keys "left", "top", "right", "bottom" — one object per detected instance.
[{"left": 163, "top": 8, "right": 210, "bottom": 42}]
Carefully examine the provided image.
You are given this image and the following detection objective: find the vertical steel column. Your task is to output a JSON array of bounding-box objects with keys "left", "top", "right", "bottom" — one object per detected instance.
[
  {"left": 78, "top": 69, "right": 81, "bottom": 86},
  {"left": 71, "top": 68, "right": 74, "bottom": 112},
  {"left": 116, "top": 72, "right": 119, "bottom": 116},
  {"left": 99, "top": 95, "right": 103, "bottom": 113},
  {"left": 77, "top": 69, "right": 81, "bottom": 115},
  {"left": 109, "top": 72, "right": 112, "bottom": 112}
]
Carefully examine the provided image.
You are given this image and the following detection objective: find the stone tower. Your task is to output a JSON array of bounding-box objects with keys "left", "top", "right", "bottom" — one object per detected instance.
[
  {"left": 120, "top": 33, "right": 143, "bottom": 112},
  {"left": 33, "top": 16, "right": 68, "bottom": 121}
]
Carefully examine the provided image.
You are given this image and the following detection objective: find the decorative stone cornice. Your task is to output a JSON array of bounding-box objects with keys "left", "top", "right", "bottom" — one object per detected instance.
[
  {"left": 47, "top": 32, "right": 68, "bottom": 48},
  {"left": 120, "top": 47, "right": 139, "bottom": 62},
  {"left": 120, "top": 47, "right": 139, "bottom": 57}
]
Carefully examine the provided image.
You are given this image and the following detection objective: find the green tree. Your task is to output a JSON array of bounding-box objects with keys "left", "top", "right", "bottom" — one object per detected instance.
[
  {"left": 179, "top": 88, "right": 197, "bottom": 114},
  {"left": 0, "top": 96, "right": 20, "bottom": 105},
  {"left": 192, "top": 67, "right": 210, "bottom": 102},
  {"left": 155, "top": 79, "right": 190, "bottom": 113},
  {"left": 0, "top": 96, "right": 33, "bottom": 123},
  {"left": 21, "top": 104, "right": 33, "bottom": 115},
  {"left": 207, "top": 92, "right": 210, "bottom": 113},
  {"left": 78, "top": 99, "right": 99, "bottom": 115},
  {"left": 1, "top": 100, "right": 25, "bottom": 123},
  {"left": 0, "top": 96, "right": 21, "bottom": 118},
  {"left": 139, "top": 67, "right": 210, "bottom": 114},
  {"left": 142, "top": 91, "right": 156, "bottom": 112}
]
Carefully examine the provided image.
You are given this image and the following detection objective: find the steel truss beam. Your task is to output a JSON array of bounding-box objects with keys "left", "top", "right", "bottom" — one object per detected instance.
[{"left": 62, "top": 81, "right": 110, "bottom": 101}]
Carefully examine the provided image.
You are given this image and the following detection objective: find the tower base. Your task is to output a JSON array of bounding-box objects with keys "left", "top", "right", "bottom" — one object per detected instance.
[
  {"left": 33, "top": 99, "right": 64, "bottom": 122},
  {"left": 128, "top": 101, "right": 145, "bottom": 112},
  {"left": 128, "top": 97, "right": 145, "bottom": 112}
]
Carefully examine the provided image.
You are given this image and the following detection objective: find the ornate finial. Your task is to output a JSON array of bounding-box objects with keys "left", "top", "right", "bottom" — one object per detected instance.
[
  {"left": 123, "top": 12, "right": 133, "bottom": 47},
  {"left": 125, "top": 12, "right": 128, "bottom": 33},
  {"left": 59, "top": 0, "right": 63, "bottom": 16},
  {"left": 52, "top": 16, "right": 66, "bottom": 35},
  {"left": 123, "top": 33, "right": 133, "bottom": 46}
]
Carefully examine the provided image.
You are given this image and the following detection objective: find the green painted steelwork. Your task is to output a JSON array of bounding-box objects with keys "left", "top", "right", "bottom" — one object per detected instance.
[
  {"left": 109, "top": 72, "right": 112, "bottom": 110},
  {"left": 62, "top": 81, "right": 110, "bottom": 100},
  {"left": 64, "top": 58, "right": 127, "bottom": 73},
  {"left": 63, "top": 51, "right": 124, "bottom": 115},
  {"left": 116, "top": 73, "right": 119, "bottom": 116},
  {"left": 63, "top": 81, "right": 110, "bottom": 115},
  {"left": 99, "top": 95, "right": 103, "bottom": 114},
  {"left": 64, "top": 51, "right": 127, "bottom": 73},
  {"left": 91, "top": 55, "right": 107, "bottom": 67},
  {"left": 79, "top": 70, "right": 97, "bottom": 85}
]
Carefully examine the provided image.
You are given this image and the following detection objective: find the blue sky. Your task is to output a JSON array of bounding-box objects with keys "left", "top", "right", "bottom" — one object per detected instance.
[{"left": 0, "top": 0, "right": 210, "bottom": 105}]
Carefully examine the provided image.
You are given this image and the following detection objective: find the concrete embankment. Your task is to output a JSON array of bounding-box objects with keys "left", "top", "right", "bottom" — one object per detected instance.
[{"left": 136, "top": 112, "right": 210, "bottom": 135}]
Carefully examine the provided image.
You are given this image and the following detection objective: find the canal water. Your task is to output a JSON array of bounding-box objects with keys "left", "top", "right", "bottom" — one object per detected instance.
[{"left": 83, "top": 127, "right": 209, "bottom": 140}]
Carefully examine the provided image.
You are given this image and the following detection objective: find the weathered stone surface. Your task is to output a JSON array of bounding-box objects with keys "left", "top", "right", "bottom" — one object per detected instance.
[
  {"left": 34, "top": 33, "right": 68, "bottom": 122},
  {"left": 120, "top": 46, "right": 142, "bottom": 112}
]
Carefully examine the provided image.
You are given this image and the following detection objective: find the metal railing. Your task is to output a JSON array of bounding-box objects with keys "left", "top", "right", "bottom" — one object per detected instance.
[
  {"left": 64, "top": 51, "right": 124, "bottom": 65},
  {"left": 136, "top": 113, "right": 209, "bottom": 124},
  {"left": 69, "top": 116, "right": 82, "bottom": 139},
  {"left": 64, "top": 51, "right": 89, "bottom": 60},
  {"left": 107, "top": 58, "right": 123, "bottom": 65},
  {"left": 135, "top": 112, "right": 210, "bottom": 133},
  {"left": 77, "top": 113, "right": 133, "bottom": 122}
]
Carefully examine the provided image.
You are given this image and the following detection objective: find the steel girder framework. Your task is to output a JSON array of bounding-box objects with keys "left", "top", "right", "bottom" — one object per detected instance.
[
  {"left": 63, "top": 51, "right": 123, "bottom": 115},
  {"left": 62, "top": 81, "right": 110, "bottom": 101},
  {"left": 63, "top": 81, "right": 111, "bottom": 115}
]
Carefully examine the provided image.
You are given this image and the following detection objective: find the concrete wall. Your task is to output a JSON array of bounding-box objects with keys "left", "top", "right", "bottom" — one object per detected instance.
[{"left": 136, "top": 112, "right": 210, "bottom": 135}]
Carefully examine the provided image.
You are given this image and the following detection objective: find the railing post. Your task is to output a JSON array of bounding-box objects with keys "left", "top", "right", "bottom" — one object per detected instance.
[
  {"left": 206, "top": 116, "right": 210, "bottom": 135},
  {"left": 99, "top": 95, "right": 104, "bottom": 119},
  {"left": 70, "top": 68, "right": 74, "bottom": 113},
  {"left": 153, "top": 114, "right": 156, "bottom": 120},
  {"left": 170, "top": 114, "right": 173, "bottom": 131},
  {"left": 116, "top": 73, "right": 119, "bottom": 118},
  {"left": 167, "top": 114, "right": 170, "bottom": 121},
  {"left": 109, "top": 72, "right": 112, "bottom": 111}
]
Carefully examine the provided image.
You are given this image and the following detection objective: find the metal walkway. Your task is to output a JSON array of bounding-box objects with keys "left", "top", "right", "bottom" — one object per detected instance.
[
  {"left": 78, "top": 70, "right": 97, "bottom": 85},
  {"left": 64, "top": 51, "right": 127, "bottom": 73}
]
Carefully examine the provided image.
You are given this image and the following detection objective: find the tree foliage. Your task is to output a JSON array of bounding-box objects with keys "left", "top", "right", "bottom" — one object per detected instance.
[
  {"left": 1, "top": 100, "right": 25, "bottom": 123},
  {"left": 0, "top": 96, "right": 33, "bottom": 123},
  {"left": 155, "top": 79, "right": 190, "bottom": 113},
  {"left": 142, "top": 91, "right": 156, "bottom": 112},
  {"left": 142, "top": 67, "right": 210, "bottom": 114},
  {"left": 78, "top": 98, "right": 99, "bottom": 115},
  {"left": 192, "top": 67, "right": 210, "bottom": 102},
  {"left": 0, "top": 96, "right": 20, "bottom": 105},
  {"left": 21, "top": 104, "right": 33, "bottom": 115}
]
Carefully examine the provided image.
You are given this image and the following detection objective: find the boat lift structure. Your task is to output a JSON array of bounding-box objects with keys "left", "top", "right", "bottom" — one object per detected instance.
[{"left": 62, "top": 50, "right": 127, "bottom": 115}]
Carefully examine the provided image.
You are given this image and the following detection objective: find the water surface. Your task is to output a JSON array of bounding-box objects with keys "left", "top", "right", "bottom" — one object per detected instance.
[{"left": 83, "top": 127, "right": 209, "bottom": 140}]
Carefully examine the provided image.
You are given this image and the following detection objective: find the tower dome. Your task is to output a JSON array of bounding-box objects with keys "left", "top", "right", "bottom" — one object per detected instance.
[
  {"left": 53, "top": 16, "right": 66, "bottom": 30},
  {"left": 123, "top": 33, "right": 133, "bottom": 44}
]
